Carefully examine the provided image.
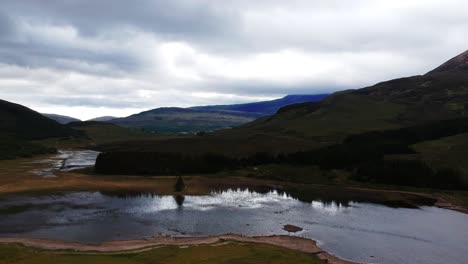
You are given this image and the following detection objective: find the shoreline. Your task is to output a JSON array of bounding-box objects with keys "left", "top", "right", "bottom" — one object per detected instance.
[
  {"left": 344, "top": 186, "right": 468, "bottom": 214},
  {"left": 1, "top": 153, "right": 467, "bottom": 215},
  {"left": 0, "top": 234, "right": 355, "bottom": 264}
]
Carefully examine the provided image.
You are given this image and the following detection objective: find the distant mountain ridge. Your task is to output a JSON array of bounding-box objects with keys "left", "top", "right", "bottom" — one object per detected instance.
[
  {"left": 43, "top": 113, "right": 81, "bottom": 124},
  {"left": 191, "top": 94, "right": 329, "bottom": 115},
  {"left": 109, "top": 94, "right": 328, "bottom": 133},
  {"left": 88, "top": 116, "right": 118, "bottom": 122}
]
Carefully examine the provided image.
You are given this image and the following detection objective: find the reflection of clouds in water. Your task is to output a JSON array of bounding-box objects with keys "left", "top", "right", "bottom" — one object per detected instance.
[
  {"left": 310, "top": 201, "right": 351, "bottom": 215},
  {"left": 127, "top": 196, "right": 179, "bottom": 213},
  {"left": 124, "top": 189, "right": 359, "bottom": 213},
  {"left": 124, "top": 189, "right": 302, "bottom": 213},
  {"left": 185, "top": 189, "right": 301, "bottom": 211},
  {"left": 2, "top": 190, "right": 468, "bottom": 264}
]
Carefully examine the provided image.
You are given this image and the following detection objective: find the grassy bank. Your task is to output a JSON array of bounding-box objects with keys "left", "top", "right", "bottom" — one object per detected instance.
[{"left": 0, "top": 242, "right": 325, "bottom": 264}]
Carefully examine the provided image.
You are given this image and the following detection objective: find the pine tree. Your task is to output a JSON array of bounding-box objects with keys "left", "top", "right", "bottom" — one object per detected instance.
[{"left": 174, "top": 176, "right": 185, "bottom": 192}]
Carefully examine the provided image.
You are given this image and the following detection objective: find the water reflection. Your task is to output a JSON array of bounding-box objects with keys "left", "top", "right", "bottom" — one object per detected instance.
[
  {"left": 174, "top": 195, "right": 185, "bottom": 206},
  {"left": 0, "top": 190, "right": 467, "bottom": 264},
  {"left": 97, "top": 187, "right": 431, "bottom": 210}
]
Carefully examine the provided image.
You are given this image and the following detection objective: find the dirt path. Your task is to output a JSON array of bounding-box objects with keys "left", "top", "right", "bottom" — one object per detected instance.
[{"left": 0, "top": 235, "right": 355, "bottom": 264}]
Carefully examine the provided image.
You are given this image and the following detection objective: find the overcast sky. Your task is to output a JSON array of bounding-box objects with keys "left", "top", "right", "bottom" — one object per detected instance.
[{"left": 0, "top": 0, "right": 467, "bottom": 120}]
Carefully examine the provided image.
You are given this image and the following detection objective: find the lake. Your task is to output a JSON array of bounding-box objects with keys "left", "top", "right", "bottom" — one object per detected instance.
[{"left": 0, "top": 189, "right": 467, "bottom": 264}]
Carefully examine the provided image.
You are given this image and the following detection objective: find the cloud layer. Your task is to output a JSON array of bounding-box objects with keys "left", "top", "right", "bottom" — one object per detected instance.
[{"left": 0, "top": 0, "right": 467, "bottom": 119}]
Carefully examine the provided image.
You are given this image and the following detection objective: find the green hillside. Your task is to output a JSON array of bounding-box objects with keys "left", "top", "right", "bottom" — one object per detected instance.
[
  {"left": 233, "top": 51, "right": 468, "bottom": 143},
  {"left": 68, "top": 121, "right": 157, "bottom": 145},
  {"left": 236, "top": 93, "right": 406, "bottom": 142},
  {"left": 110, "top": 107, "right": 262, "bottom": 133}
]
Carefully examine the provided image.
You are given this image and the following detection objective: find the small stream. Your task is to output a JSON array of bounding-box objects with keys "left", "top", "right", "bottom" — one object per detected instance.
[{"left": 29, "top": 150, "right": 99, "bottom": 177}]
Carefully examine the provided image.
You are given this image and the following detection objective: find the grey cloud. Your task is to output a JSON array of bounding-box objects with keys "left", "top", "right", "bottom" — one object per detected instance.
[
  {"left": 1, "top": 1, "right": 467, "bottom": 69},
  {"left": 0, "top": 41, "right": 139, "bottom": 76},
  {"left": 42, "top": 96, "right": 152, "bottom": 108},
  {"left": 1, "top": 0, "right": 237, "bottom": 40},
  {"left": 0, "top": 0, "right": 467, "bottom": 119},
  {"left": 0, "top": 13, "right": 14, "bottom": 36}
]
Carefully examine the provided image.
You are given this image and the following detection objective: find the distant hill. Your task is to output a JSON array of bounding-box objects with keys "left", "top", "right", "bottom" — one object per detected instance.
[
  {"left": 68, "top": 121, "right": 155, "bottom": 145},
  {"left": 88, "top": 116, "right": 118, "bottom": 122},
  {"left": 110, "top": 107, "right": 261, "bottom": 133},
  {"left": 109, "top": 94, "right": 328, "bottom": 133},
  {"left": 191, "top": 94, "right": 329, "bottom": 115},
  {"left": 43, "top": 113, "right": 81, "bottom": 124}
]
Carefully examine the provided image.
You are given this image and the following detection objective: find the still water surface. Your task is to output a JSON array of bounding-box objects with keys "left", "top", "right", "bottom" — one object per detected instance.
[
  {"left": 30, "top": 150, "right": 99, "bottom": 177},
  {"left": 0, "top": 190, "right": 467, "bottom": 264}
]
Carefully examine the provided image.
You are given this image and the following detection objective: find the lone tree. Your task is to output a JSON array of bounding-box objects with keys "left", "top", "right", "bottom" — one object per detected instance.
[{"left": 174, "top": 176, "right": 185, "bottom": 192}]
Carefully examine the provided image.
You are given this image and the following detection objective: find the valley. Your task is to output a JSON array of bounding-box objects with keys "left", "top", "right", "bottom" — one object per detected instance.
[{"left": 2, "top": 50, "right": 468, "bottom": 264}]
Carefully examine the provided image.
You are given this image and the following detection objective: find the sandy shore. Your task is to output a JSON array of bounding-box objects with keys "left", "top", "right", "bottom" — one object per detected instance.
[{"left": 0, "top": 234, "right": 355, "bottom": 264}]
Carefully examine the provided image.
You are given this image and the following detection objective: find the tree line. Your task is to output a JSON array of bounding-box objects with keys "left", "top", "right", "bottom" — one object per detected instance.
[{"left": 95, "top": 118, "right": 468, "bottom": 190}]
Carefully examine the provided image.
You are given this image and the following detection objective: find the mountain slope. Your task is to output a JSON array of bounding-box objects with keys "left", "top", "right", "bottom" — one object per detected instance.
[
  {"left": 428, "top": 50, "right": 468, "bottom": 74},
  {"left": 0, "top": 99, "right": 82, "bottom": 140},
  {"left": 43, "top": 113, "right": 81, "bottom": 124},
  {"left": 110, "top": 94, "right": 328, "bottom": 133},
  {"left": 191, "top": 94, "right": 329, "bottom": 115},
  {"left": 0, "top": 99, "right": 84, "bottom": 159},
  {"left": 234, "top": 50, "right": 468, "bottom": 143}
]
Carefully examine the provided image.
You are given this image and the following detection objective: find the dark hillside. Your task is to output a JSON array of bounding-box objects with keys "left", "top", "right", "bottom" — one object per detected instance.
[
  {"left": 0, "top": 99, "right": 84, "bottom": 159},
  {"left": 0, "top": 99, "right": 83, "bottom": 140}
]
